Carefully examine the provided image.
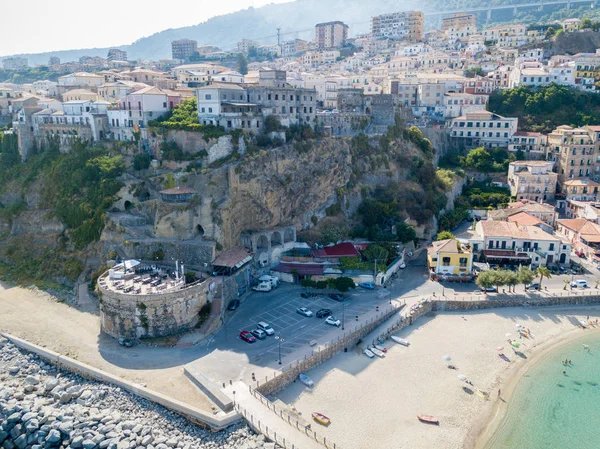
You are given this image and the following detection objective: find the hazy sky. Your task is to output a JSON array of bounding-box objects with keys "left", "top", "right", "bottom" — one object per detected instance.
[{"left": 0, "top": 0, "right": 292, "bottom": 56}]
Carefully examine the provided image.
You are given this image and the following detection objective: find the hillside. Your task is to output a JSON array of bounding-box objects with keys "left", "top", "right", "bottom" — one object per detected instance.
[{"left": 4, "top": 0, "right": 593, "bottom": 64}]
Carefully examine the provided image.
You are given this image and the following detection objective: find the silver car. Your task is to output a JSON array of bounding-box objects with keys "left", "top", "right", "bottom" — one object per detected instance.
[
  {"left": 296, "top": 307, "right": 313, "bottom": 317},
  {"left": 257, "top": 321, "right": 275, "bottom": 335}
]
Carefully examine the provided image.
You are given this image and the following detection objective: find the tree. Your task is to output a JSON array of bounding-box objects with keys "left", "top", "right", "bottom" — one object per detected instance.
[
  {"left": 536, "top": 266, "right": 552, "bottom": 289},
  {"left": 461, "top": 147, "right": 493, "bottom": 172},
  {"left": 330, "top": 276, "right": 356, "bottom": 292},
  {"left": 396, "top": 222, "right": 417, "bottom": 243},
  {"left": 517, "top": 266, "right": 535, "bottom": 291},
  {"left": 580, "top": 18, "right": 593, "bottom": 29},
  {"left": 237, "top": 54, "right": 248, "bottom": 75},
  {"left": 133, "top": 153, "right": 151, "bottom": 170},
  {"left": 264, "top": 115, "right": 281, "bottom": 133},
  {"left": 476, "top": 270, "right": 497, "bottom": 291},
  {"left": 320, "top": 226, "right": 348, "bottom": 245},
  {"left": 436, "top": 231, "right": 456, "bottom": 241},
  {"left": 504, "top": 270, "right": 518, "bottom": 293}
]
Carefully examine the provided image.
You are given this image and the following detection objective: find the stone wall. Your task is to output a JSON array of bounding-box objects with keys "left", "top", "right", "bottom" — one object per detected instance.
[
  {"left": 99, "top": 276, "right": 210, "bottom": 339},
  {"left": 123, "top": 240, "right": 215, "bottom": 270},
  {"left": 433, "top": 292, "right": 600, "bottom": 312}
]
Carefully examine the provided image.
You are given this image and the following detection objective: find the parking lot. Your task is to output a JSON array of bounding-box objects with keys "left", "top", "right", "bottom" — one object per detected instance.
[{"left": 221, "top": 285, "right": 395, "bottom": 365}]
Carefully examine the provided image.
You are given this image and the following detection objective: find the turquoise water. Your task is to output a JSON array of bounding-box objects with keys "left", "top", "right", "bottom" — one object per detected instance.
[{"left": 486, "top": 333, "right": 600, "bottom": 449}]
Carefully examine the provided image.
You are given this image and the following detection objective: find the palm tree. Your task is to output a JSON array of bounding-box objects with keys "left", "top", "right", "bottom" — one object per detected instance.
[
  {"left": 536, "top": 267, "right": 552, "bottom": 290},
  {"left": 564, "top": 280, "right": 570, "bottom": 290}
]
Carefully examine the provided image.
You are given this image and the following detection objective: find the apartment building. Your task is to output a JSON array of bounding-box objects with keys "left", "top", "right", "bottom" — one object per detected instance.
[
  {"left": 442, "top": 13, "right": 476, "bottom": 32},
  {"left": 121, "top": 86, "right": 182, "bottom": 126},
  {"left": 444, "top": 92, "right": 488, "bottom": 119},
  {"left": 315, "top": 21, "right": 349, "bottom": 49},
  {"left": 549, "top": 125, "right": 599, "bottom": 182},
  {"left": 196, "top": 70, "right": 317, "bottom": 130},
  {"left": 302, "top": 50, "right": 340, "bottom": 68},
  {"left": 57, "top": 72, "right": 104, "bottom": 89},
  {"left": 562, "top": 179, "right": 600, "bottom": 202},
  {"left": 235, "top": 39, "right": 259, "bottom": 54},
  {"left": 281, "top": 39, "right": 309, "bottom": 57},
  {"left": 556, "top": 218, "right": 600, "bottom": 262},
  {"left": 107, "top": 49, "right": 127, "bottom": 62},
  {"left": 507, "top": 161, "right": 558, "bottom": 202},
  {"left": 483, "top": 24, "right": 528, "bottom": 48},
  {"left": 371, "top": 11, "right": 424, "bottom": 42},
  {"left": 450, "top": 110, "right": 518, "bottom": 148},
  {"left": 573, "top": 52, "right": 600, "bottom": 91},
  {"left": 470, "top": 220, "right": 570, "bottom": 267},
  {"left": 488, "top": 200, "right": 558, "bottom": 227},
  {"left": 171, "top": 39, "right": 198, "bottom": 62},
  {"left": 508, "top": 131, "right": 548, "bottom": 159},
  {"left": 508, "top": 64, "right": 550, "bottom": 88},
  {"left": 427, "top": 239, "right": 473, "bottom": 276}
]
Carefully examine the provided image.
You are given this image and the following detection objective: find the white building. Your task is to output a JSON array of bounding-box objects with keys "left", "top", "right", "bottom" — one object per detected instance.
[
  {"left": 444, "top": 92, "right": 489, "bottom": 119},
  {"left": 450, "top": 110, "right": 518, "bottom": 148}
]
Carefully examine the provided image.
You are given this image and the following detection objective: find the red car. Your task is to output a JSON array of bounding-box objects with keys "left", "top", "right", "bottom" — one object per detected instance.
[{"left": 239, "top": 330, "right": 256, "bottom": 343}]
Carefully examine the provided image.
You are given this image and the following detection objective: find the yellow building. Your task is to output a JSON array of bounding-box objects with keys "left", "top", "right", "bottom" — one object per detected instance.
[
  {"left": 62, "top": 89, "right": 98, "bottom": 102},
  {"left": 427, "top": 239, "right": 473, "bottom": 276}
]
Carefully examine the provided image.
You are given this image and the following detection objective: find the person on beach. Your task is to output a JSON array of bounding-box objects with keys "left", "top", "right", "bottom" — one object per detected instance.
[{"left": 498, "top": 388, "right": 501, "bottom": 397}]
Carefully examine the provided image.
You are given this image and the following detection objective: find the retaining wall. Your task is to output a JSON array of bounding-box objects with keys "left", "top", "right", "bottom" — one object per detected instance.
[
  {"left": 1, "top": 333, "right": 241, "bottom": 431},
  {"left": 433, "top": 292, "right": 600, "bottom": 311}
]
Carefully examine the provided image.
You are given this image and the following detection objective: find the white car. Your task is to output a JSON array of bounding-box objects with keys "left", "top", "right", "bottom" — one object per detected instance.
[
  {"left": 296, "top": 307, "right": 313, "bottom": 317},
  {"left": 571, "top": 279, "right": 588, "bottom": 289},
  {"left": 325, "top": 316, "right": 341, "bottom": 327},
  {"left": 257, "top": 321, "right": 275, "bottom": 336}
]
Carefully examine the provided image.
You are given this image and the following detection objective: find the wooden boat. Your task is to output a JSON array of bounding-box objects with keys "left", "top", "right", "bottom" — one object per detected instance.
[
  {"left": 298, "top": 373, "right": 314, "bottom": 387},
  {"left": 312, "top": 412, "right": 331, "bottom": 426},
  {"left": 371, "top": 347, "right": 385, "bottom": 358},
  {"left": 364, "top": 348, "right": 375, "bottom": 358},
  {"left": 373, "top": 344, "right": 387, "bottom": 353},
  {"left": 417, "top": 414, "right": 439, "bottom": 424},
  {"left": 391, "top": 336, "right": 410, "bottom": 346}
]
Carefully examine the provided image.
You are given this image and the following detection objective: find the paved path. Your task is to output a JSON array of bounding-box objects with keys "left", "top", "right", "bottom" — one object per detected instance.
[{"left": 226, "top": 382, "right": 329, "bottom": 449}]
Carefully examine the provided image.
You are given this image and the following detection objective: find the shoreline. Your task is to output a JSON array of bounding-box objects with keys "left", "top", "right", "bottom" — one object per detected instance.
[{"left": 471, "top": 320, "right": 600, "bottom": 449}]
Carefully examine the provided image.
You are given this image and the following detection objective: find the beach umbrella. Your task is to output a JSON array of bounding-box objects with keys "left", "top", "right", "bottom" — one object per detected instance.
[
  {"left": 505, "top": 333, "right": 512, "bottom": 338},
  {"left": 515, "top": 324, "right": 522, "bottom": 329},
  {"left": 457, "top": 374, "right": 467, "bottom": 381},
  {"left": 443, "top": 355, "right": 452, "bottom": 361},
  {"left": 496, "top": 347, "right": 504, "bottom": 351},
  {"left": 511, "top": 342, "right": 521, "bottom": 348}
]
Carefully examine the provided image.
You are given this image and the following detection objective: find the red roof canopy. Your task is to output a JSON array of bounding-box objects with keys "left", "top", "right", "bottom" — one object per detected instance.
[{"left": 312, "top": 242, "right": 360, "bottom": 258}]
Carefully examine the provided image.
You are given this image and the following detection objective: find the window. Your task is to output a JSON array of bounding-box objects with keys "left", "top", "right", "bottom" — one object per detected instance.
[
  {"left": 549, "top": 243, "right": 555, "bottom": 251},
  {"left": 459, "top": 257, "right": 468, "bottom": 267},
  {"left": 205, "top": 94, "right": 211, "bottom": 100},
  {"left": 163, "top": 102, "right": 167, "bottom": 108},
  {"left": 442, "top": 257, "right": 451, "bottom": 266},
  {"left": 208, "top": 108, "right": 212, "bottom": 113}
]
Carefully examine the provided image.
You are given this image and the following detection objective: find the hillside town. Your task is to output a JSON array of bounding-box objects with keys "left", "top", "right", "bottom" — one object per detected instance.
[{"left": 4, "top": 5, "right": 600, "bottom": 449}]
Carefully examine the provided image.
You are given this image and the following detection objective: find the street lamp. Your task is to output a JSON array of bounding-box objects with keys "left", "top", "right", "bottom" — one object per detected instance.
[
  {"left": 342, "top": 301, "right": 345, "bottom": 330},
  {"left": 276, "top": 336, "right": 284, "bottom": 365},
  {"left": 233, "top": 390, "right": 236, "bottom": 406}
]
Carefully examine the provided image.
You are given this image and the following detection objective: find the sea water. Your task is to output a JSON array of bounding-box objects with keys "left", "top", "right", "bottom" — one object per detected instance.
[{"left": 485, "top": 332, "right": 600, "bottom": 449}]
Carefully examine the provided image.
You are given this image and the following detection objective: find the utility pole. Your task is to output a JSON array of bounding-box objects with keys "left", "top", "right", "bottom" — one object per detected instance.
[{"left": 277, "top": 28, "right": 281, "bottom": 47}]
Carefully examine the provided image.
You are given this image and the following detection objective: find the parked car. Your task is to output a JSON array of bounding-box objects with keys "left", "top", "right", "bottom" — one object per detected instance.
[
  {"left": 480, "top": 286, "right": 497, "bottom": 293},
  {"left": 227, "top": 299, "right": 240, "bottom": 311},
  {"left": 525, "top": 282, "right": 540, "bottom": 291},
  {"left": 239, "top": 330, "right": 256, "bottom": 343},
  {"left": 316, "top": 308, "right": 332, "bottom": 318},
  {"left": 296, "top": 307, "right": 313, "bottom": 317},
  {"left": 571, "top": 279, "right": 588, "bottom": 289},
  {"left": 328, "top": 293, "right": 344, "bottom": 301},
  {"left": 301, "top": 292, "right": 318, "bottom": 299},
  {"left": 359, "top": 282, "right": 375, "bottom": 289},
  {"left": 118, "top": 338, "right": 135, "bottom": 347},
  {"left": 325, "top": 316, "right": 341, "bottom": 327},
  {"left": 257, "top": 321, "right": 275, "bottom": 336},
  {"left": 251, "top": 329, "right": 267, "bottom": 340},
  {"left": 252, "top": 282, "right": 272, "bottom": 292}
]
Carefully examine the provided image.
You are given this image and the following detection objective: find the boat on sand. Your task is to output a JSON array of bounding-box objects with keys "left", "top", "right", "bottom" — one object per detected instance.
[
  {"left": 298, "top": 373, "right": 314, "bottom": 387},
  {"left": 312, "top": 412, "right": 331, "bottom": 426},
  {"left": 391, "top": 336, "right": 410, "bottom": 346},
  {"left": 370, "top": 347, "right": 385, "bottom": 358},
  {"left": 417, "top": 414, "right": 439, "bottom": 424},
  {"left": 373, "top": 344, "right": 387, "bottom": 353},
  {"left": 364, "top": 348, "right": 375, "bottom": 358}
]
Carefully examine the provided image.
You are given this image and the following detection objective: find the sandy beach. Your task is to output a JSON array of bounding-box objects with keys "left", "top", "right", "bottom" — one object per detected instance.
[{"left": 274, "top": 305, "right": 600, "bottom": 449}]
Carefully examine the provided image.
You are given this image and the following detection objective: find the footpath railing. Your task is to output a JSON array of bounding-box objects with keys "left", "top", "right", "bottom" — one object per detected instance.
[
  {"left": 243, "top": 385, "right": 341, "bottom": 449},
  {"left": 255, "top": 301, "right": 405, "bottom": 396}
]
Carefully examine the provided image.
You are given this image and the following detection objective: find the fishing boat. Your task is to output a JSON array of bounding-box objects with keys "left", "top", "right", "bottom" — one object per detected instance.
[
  {"left": 364, "top": 348, "right": 375, "bottom": 358},
  {"left": 298, "top": 373, "right": 314, "bottom": 387},
  {"left": 417, "top": 414, "right": 439, "bottom": 424},
  {"left": 371, "top": 347, "right": 385, "bottom": 358},
  {"left": 373, "top": 344, "right": 387, "bottom": 353},
  {"left": 312, "top": 412, "right": 331, "bottom": 426},
  {"left": 391, "top": 336, "right": 410, "bottom": 346}
]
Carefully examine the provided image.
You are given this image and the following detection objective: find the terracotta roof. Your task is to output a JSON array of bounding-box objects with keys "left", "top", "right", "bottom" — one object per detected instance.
[
  {"left": 428, "top": 239, "right": 459, "bottom": 256},
  {"left": 557, "top": 218, "right": 591, "bottom": 232},
  {"left": 159, "top": 186, "right": 197, "bottom": 195},
  {"left": 507, "top": 212, "right": 543, "bottom": 227},
  {"left": 479, "top": 220, "right": 558, "bottom": 241},
  {"left": 312, "top": 242, "right": 360, "bottom": 258},
  {"left": 272, "top": 263, "right": 324, "bottom": 275},
  {"left": 212, "top": 246, "right": 253, "bottom": 268}
]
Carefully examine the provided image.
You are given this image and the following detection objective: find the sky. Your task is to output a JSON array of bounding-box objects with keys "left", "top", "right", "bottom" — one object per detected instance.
[{"left": 0, "top": 0, "right": 292, "bottom": 56}]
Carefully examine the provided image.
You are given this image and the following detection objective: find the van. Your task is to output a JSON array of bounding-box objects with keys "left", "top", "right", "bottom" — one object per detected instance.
[
  {"left": 571, "top": 279, "right": 588, "bottom": 289},
  {"left": 252, "top": 282, "right": 272, "bottom": 292},
  {"left": 259, "top": 275, "right": 279, "bottom": 287}
]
